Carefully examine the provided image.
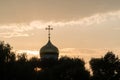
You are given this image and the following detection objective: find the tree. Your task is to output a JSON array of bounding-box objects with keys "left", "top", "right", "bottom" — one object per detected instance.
[
  {"left": 29, "top": 57, "right": 39, "bottom": 68},
  {"left": 0, "top": 41, "right": 14, "bottom": 63},
  {"left": 90, "top": 52, "right": 120, "bottom": 80},
  {"left": 17, "top": 53, "right": 27, "bottom": 62},
  {"left": 58, "top": 56, "right": 90, "bottom": 80},
  {"left": 38, "top": 56, "right": 90, "bottom": 80},
  {"left": 0, "top": 41, "right": 16, "bottom": 80}
]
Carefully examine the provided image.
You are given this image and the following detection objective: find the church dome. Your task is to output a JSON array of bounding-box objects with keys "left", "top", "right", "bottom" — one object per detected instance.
[
  {"left": 40, "top": 25, "right": 59, "bottom": 60},
  {"left": 40, "top": 40, "right": 59, "bottom": 58}
]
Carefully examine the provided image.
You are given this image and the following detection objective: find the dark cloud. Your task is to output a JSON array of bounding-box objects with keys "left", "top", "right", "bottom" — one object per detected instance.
[{"left": 0, "top": 0, "right": 120, "bottom": 23}]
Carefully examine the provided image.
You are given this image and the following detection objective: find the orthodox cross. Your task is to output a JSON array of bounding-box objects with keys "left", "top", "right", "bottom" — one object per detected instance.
[{"left": 46, "top": 25, "right": 53, "bottom": 40}]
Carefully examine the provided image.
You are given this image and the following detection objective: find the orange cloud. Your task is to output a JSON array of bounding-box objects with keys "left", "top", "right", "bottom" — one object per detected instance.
[{"left": 0, "top": 10, "right": 120, "bottom": 38}]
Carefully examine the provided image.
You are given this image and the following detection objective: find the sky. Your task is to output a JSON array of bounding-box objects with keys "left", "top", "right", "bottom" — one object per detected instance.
[{"left": 0, "top": 0, "right": 120, "bottom": 62}]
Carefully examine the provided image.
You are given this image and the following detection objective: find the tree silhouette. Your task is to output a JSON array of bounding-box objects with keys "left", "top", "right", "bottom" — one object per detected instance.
[
  {"left": 90, "top": 52, "right": 120, "bottom": 80},
  {"left": 17, "top": 53, "right": 27, "bottom": 62},
  {"left": 0, "top": 41, "right": 14, "bottom": 64},
  {"left": 1, "top": 40, "right": 120, "bottom": 80},
  {"left": 38, "top": 56, "right": 90, "bottom": 80},
  {"left": 0, "top": 41, "right": 16, "bottom": 80},
  {"left": 29, "top": 57, "right": 39, "bottom": 68}
]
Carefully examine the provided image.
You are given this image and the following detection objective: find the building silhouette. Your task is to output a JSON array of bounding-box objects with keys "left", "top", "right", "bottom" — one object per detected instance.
[{"left": 40, "top": 25, "right": 59, "bottom": 61}]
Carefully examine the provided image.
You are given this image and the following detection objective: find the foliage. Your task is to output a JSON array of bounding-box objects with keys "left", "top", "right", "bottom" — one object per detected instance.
[
  {"left": 0, "top": 41, "right": 15, "bottom": 63},
  {"left": 0, "top": 41, "right": 120, "bottom": 80},
  {"left": 90, "top": 52, "right": 120, "bottom": 80},
  {"left": 38, "top": 56, "right": 90, "bottom": 80}
]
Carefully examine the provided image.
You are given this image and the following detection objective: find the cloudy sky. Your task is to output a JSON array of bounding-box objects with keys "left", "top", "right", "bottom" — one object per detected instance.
[{"left": 0, "top": 0, "right": 120, "bottom": 60}]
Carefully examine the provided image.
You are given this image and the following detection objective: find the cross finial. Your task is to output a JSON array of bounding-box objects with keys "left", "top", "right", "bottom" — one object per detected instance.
[{"left": 45, "top": 25, "right": 53, "bottom": 40}]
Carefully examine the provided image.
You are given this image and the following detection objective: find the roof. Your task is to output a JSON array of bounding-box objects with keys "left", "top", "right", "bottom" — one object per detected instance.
[{"left": 40, "top": 40, "right": 59, "bottom": 54}]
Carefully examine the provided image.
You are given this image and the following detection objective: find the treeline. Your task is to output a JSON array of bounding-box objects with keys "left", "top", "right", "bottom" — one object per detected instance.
[{"left": 0, "top": 41, "right": 120, "bottom": 80}]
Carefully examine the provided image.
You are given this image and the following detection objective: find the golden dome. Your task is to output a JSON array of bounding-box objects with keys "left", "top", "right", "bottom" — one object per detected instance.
[
  {"left": 40, "top": 25, "right": 59, "bottom": 60},
  {"left": 40, "top": 40, "right": 59, "bottom": 58}
]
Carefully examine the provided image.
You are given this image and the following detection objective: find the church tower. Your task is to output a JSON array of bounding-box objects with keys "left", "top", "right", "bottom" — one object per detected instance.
[{"left": 40, "top": 25, "right": 59, "bottom": 60}]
